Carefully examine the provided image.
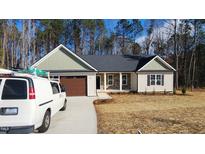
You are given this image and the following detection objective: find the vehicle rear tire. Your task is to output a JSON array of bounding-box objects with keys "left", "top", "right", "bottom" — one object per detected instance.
[
  {"left": 38, "top": 110, "right": 51, "bottom": 133},
  {"left": 60, "top": 99, "right": 67, "bottom": 111}
]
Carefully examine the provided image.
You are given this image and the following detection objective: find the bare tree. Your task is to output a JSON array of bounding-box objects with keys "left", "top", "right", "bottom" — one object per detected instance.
[
  {"left": 188, "top": 20, "right": 197, "bottom": 90},
  {"left": 174, "top": 19, "right": 179, "bottom": 89},
  {"left": 2, "top": 20, "right": 8, "bottom": 68}
]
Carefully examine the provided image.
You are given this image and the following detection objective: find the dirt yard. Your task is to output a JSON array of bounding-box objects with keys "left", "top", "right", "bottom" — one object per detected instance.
[{"left": 94, "top": 90, "right": 205, "bottom": 134}]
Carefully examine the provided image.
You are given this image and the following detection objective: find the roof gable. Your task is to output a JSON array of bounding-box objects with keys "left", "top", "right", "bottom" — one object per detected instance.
[
  {"left": 32, "top": 45, "right": 97, "bottom": 72},
  {"left": 139, "top": 58, "right": 169, "bottom": 71},
  {"left": 138, "top": 56, "right": 175, "bottom": 71}
]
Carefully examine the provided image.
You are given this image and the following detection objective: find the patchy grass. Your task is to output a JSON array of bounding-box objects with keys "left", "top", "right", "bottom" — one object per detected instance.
[{"left": 94, "top": 90, "right": 205, "bottom": 134}]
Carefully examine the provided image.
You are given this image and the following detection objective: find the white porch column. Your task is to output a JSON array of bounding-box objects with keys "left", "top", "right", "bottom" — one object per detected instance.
[
  {"left": 104, "top": 73, "right": 106, "bottom": 91},
  {"left": 119, "top": 72, "right": 122, "bottom": 91}
]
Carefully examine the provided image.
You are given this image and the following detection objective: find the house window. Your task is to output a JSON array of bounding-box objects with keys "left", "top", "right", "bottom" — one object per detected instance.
[
  {"left": 122, "top": 74, "right": 127, "bottom": 85},
  {"left": 147, "top": 74, "right": 164, "bottom": 86},
  {"left": 156, "top": 75, "right": 161, "bottom": 85},
  {"left": 150, "top": 75, "right": 155, "bottom": 85},
  {"left": 108, "top": 75, "right": 113, "bottom": 85}
]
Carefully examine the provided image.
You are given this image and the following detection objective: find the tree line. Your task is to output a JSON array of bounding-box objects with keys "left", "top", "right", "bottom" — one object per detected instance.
[{"left": 0, "top": 19, "right": 205, "bottom": 89}]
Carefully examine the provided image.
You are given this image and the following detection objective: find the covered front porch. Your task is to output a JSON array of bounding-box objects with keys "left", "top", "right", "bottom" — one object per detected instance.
[{"left": 96, "top": 72, "right": 131, "bottom": 92}]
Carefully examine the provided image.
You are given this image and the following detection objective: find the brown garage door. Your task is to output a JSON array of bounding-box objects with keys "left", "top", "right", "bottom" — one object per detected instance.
[{"left": 60, "top": 76, "right": 87, "bottom": 96}]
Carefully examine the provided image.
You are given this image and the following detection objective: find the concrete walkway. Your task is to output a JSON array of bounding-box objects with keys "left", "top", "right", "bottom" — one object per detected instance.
[
  {"left": 97, "top": 92, "right": 112, "bottom": 100},
  {"left": 46, "top": 96, "right": 97, "bottom": 134}
]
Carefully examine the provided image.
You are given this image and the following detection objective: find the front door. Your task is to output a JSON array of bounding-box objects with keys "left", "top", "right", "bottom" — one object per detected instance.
[{"left": 96, "top": 76, "right": 100, "bottom": 89}]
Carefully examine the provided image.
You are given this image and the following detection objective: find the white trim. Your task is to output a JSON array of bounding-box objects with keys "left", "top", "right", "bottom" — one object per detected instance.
[
  {"left": 119, "top": 72, "right": 122, "bottom": 91},
  {"left": 156, "top": 74, "right": 162, "bottom": 85},
  {"left": 32, "top": 44, "right": 98, "bottom": 71},
  {"left": 122, "top": 74, "right": 128, "bottom": 85},
  {"left": 138, "top": 55, "right": 176, "bottom": 72},
  {"left": 104, "top": 73, "right": 106, "bottom": 91},
  {"left": 148, "top": 74, "right": 164, "bottom": 86},
  {"left": 32, "top": 44, "right": 60, "bottom": 67}
]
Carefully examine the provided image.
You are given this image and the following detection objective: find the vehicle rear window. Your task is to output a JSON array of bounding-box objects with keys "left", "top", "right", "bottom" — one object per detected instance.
[
  {"left": 2, "top": 79, "right": 27, "bottom": 99},
  {"left": 50, "top": 82, "right": 60, "bottom": 94}
]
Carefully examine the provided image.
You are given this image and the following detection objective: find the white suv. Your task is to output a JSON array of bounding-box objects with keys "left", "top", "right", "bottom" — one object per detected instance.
[{"left": 0, "top": 74, "right": 67, "bottom": 133}]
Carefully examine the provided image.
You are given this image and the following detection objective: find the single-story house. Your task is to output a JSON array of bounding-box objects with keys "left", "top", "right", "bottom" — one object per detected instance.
[{"left": 32, "top": 44, "right": 175, "bottom": 96}]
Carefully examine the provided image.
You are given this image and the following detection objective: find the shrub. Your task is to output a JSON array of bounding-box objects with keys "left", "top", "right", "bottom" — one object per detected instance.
[{"left": 182, "top": 87, "right": 186, "bottom": 95}]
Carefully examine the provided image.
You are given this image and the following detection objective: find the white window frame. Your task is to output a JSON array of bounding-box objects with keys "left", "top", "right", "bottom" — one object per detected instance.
[
  {"left": 148, "top": 74, "right": 164, "bottom": 86},
  {"left": 108, "top": 74, "right": 114, "bottom": 86},
  {"left": 122, "top": 74, "right": 127, "bottom": 85}
]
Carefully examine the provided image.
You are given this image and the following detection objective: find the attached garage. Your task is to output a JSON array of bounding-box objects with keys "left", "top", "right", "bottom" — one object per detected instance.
[
  {"left": 60, "top": 76, "right": 87, "bottom": 96},
  {"left": 32, "top": 44, "right": 97, "bottom": 96},
  {"left": 32, "top": 44, "right": 175, "bottom": 95}
]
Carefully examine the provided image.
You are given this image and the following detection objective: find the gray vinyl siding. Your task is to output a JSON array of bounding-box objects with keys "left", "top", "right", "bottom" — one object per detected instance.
[
  {"left": 141, "top": 59, "right": 170, "bottom": 71},
  {"left": 36, "top": 48, "right": 91, "bottom": 71}
]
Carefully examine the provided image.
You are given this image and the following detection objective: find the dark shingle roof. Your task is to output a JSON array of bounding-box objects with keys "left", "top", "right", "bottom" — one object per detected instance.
[{"left": 80, "top": 55, "right": 156, "bottom": 72}]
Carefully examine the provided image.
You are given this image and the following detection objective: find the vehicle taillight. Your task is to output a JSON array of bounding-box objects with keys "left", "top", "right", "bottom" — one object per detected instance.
[{"left": 29, "top": 87, "right": 36, "bottom": 99}]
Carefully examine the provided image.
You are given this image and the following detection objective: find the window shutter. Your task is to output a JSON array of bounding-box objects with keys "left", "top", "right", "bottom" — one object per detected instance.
[
  {"left": 147, "top": 75, "right": 150, "bottom": 86},
  {"left": 162, "top": 75, "right": 164, "bottom": 86}
]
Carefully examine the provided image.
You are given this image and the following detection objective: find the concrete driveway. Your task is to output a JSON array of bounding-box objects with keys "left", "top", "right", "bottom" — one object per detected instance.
[{"left": 46, "top": 96, "right": 97, "bottom": 134}]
